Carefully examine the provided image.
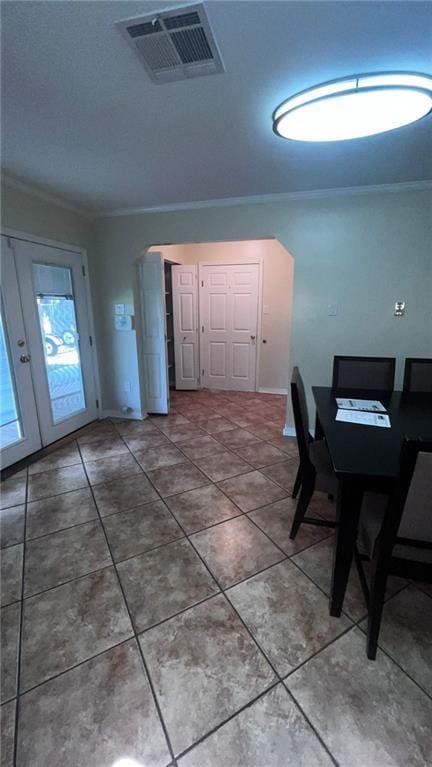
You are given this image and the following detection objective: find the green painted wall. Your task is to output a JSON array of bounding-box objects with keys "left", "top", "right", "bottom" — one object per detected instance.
[{"left": 92, "top": 188, "right": 432, "bottom": 423}]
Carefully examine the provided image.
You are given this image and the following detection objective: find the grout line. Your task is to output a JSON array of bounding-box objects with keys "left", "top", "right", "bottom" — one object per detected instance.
[
  {"left": 75, "top": 441, "right": 178, "bottom": 767},
  {"left": 13, "top": 464, "right": 29, "bottom": 767}
]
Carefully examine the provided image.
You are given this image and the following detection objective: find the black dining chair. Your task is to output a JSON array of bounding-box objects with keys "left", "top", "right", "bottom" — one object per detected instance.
[
  {"left": 332, "top": 355, "right": 396, "bottom": 391},
  {"left": 289, "top": 367, "right": 338, "bottom": 540},
  {"left": 355, "top": 437, "right": 432, "bottom": 660},
  {"left": 403, "top": 358, "right": 432, "bottom": 393}
]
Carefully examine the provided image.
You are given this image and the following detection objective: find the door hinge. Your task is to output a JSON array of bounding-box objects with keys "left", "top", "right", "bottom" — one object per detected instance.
[
  {"left": 82, "top": 265, "right": 86, "bottom": 277},
  {"left": 201, "top": 325, "right": 204, "bottom": 333},
  {"left": 89, "top": 335, "right": 93, "bottom": 346},
  {"left": 96, "top": 398, "right": 99, "bottom": 409},
  {"left": 202, "top": 369, "right": 204, "bottom": 376},
  {"left": 201, "top": 280, "right": 204, "bottom": 287}
]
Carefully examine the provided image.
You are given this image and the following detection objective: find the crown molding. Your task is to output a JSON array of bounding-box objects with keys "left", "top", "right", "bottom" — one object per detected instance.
[
  {"left": 1, "top": 173, "right": 95, "bottom": 220},
  {"left": 95, "top": 179, "right": 432, "bottom": 218}
]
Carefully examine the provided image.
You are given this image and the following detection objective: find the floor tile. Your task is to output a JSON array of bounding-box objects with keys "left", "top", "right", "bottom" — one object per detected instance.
[
  {"left": 286, "top": 627, "right": 432, "bottom": 767},
  {"left": 24, "top": 520, "right": 111, "bottom": 596},
  {"left": 267, "top": 436, "right": 298, "bottom": 457},
  {"left": 198, "top": 416, "right": 237, "bottom": 434},
  {"left": 246, "top": 422, "right": 283, "bottom": 441},
  {"left": 20, "top": 567, "right": 132, "bottom": 691},
  {"left": 1, "top": 544, "right": 23, "bottom": 606},
  {"left": 228, "top": 559, "right": 351, "bottom": 676},
  {"left": 416, "top": 581, "right": 432, "bottom": 598},
  {"left": 124, "top": 432, "right": 171, "bottom": 452},
  {"left": 1, "top": 602, "right": 20, "bottom": 703},
  {"left": 17, "top": 640, "right": 171, "bottom": 767},
  {"left": 0, "top": 476, "right": 26, "bottom": 510},
  {"left": 26, "top": 487, "right": 97, "bottom": 540},
  {"left": 84, "top": 452, "right": 142, "bottom": 485},
  {"left": 361, "top": 585, "right": 432, "bottom": 696},
  {"left": 118, "top": 538, "right": 218, "bottom": 632},
  {"left": 292, "top": 537, "right": 406, "bottom": 622},
  {"left": 1, "top": 504, "right": 25, "bottom": 548},
  {"left": 135, "top": 444, "right": 186, "bottom": 471},
  {"left": 217, "top": 470, "right": 287, "bottom": 512},
  {"left": 79, "top": 436, "right": 129, "bottom": 462},
  {"left": 28, "top": 443, "right": 81, "bottom": 475},
  {"left": 103, "top": 500, "right": 183, "bottom": 562},
  {"left": 93, "top": 473, "right": 158, "bottom": 517},
  {"left": 1, "top": 700, "right": 15, "bottom": 767},
  {"left": 152, "top": 414, "right": 191, "bottom": 429},
  {"left": 77, "top": 421, "right": 117, "bottom": 443},
  {"left": 178, "top": 683, "right": 332, "bottom": 767},
  {"left": 248, "top": 498, "right": 333, "bottom": 555},
  {"left": 176, "top": 435, "right": 225, "bottom": 460},
  {"left": 27, "top": 464, "right": 88, "bottom": 502},
  {"left": 140, "top": 594, "right": 276, "bottom": 755},
  {"left": 165, "top": 484, "right": 239, "bottom": 533},
  {"left": 217, "top": 428, "right": 261, "bottom": 449},
  {"left": 146, "top": 461, "right": 209, "bottom": 497},
  {"left": 193, "top": 449, "right": 252, "bottom": 482},
  {"left": 260, "top": 460, "right": 299, "bottom": 492},
  {"left": 114, "top": 418, "right": 159, "bottom": 436},
  {"left": 191, "top": 516, "right": 284, "bottom": 588},
  {"left": 235, "top": 442, "right": 287, "bottom": 468},
  {"left": 157, "top": 424, "right": 206, "bottom": 442}
]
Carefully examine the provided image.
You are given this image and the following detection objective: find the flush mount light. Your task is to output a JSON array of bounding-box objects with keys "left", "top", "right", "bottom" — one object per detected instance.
[{"left": 272, "top": 72, "right": 432, "bottom": 142}]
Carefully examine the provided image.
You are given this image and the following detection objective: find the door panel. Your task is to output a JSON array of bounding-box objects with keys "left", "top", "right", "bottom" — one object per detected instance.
[
  {"left": 172, "top": 265, "right": 198, "bottom": 390},
  {"left": 1, "top": 237, "right": 41, "bottom": 467},
  {"left": 140, "top": 254, "right": 168, "bottom": 412},
  {"left": 200, "top": 263, "right": 259, "bottom": 392},
  {"left": 13, "top": 238, "right": 98, "bottom": 445}
]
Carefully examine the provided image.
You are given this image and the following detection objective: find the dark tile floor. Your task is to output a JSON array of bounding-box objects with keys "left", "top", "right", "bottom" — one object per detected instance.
[{"left": 1, "top": 389, "right": 431, "bottom": 766}]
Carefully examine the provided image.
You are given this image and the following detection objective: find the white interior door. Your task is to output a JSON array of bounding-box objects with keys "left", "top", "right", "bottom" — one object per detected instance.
[
  {"left": 172, "top": 265, "right": 199, "bottom": 390},
  {"left": 139, "top": 253, "right": 168, "bottom": 413},
  {"left": 1, "top": 237, "right": 41, "bottom": 467},
  {"left": 199, "top": 263, "right": 260, "bottom": 391},
  {"left": 12, "top": 238, "right": 98, "bottom": 446}
]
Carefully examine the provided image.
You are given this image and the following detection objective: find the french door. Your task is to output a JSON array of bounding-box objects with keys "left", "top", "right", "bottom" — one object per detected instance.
[
  {"left": 1, "top": 235, "right": 98, "bottom": 468},
  {"left": 199, "top": 263, "right": 260, "bottom": 391}
]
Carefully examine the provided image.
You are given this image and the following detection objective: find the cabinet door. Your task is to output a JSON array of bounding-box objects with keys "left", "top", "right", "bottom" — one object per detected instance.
[
  {"left": 139, "top": 253, "right": 168, "bottom": 413},
  {"left": 172, "top": 265, "right": 198, "bottom": 390}
]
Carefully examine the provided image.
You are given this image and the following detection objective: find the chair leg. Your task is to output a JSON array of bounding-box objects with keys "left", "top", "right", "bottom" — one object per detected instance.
[
  {"left": 292, "top": 466, "right": 302, "bottom": 499},
  {"left": 289, "top": 477, "right": 315, "bottom": 540}
]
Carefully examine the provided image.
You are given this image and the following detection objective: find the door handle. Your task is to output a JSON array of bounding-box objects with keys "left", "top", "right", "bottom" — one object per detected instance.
[
  {"left": 20, "top": 354, "right": 31, "bottom": 363},
  {"left": 250, "top": 335, "right": 256, "bottom": 341}
]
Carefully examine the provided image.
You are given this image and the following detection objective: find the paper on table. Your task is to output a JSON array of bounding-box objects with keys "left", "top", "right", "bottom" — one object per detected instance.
[
  {"left": 336, "top": 408, "right": 391, "bottom": 428},
  {"left": 336, "top": 398, "right": 386, "bottom": 412}
]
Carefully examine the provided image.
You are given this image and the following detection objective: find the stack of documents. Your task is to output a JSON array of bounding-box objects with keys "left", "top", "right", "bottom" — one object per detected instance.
[{"left": 335, "top": 398, "right": 391, "bottom": 428}]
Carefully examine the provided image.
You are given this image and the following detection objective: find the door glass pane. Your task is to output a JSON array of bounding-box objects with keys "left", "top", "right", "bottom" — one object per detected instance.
[
  {"left": 33, "top": 263, "right": 86, "bottom": 423},
  {"left": 0, "top": 310, "right": 22, "bottom": 447}
]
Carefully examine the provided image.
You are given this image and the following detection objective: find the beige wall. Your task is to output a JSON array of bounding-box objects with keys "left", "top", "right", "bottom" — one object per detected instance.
[
  {"left": 150, "top": 239, "right": 294, "bottom": 392},
  {"left": 1, "top": 183, "right": 92, "bottom": 248},
  {"left": 92, "top": 188, "right": 432, "bottom": 425}
]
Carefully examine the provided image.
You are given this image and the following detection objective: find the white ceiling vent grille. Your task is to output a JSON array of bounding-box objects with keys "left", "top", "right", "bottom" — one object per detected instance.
[{"left": 116, "top": 4, "right": 224, "bottom": 84}]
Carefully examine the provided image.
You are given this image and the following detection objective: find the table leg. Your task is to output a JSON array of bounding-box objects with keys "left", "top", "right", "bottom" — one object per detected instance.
[
  {"left": 329, "top": 478, "right": 363, "bottom": 617},
  {"left": 314, "top": 411, "right": 324, "bottom": 440}
]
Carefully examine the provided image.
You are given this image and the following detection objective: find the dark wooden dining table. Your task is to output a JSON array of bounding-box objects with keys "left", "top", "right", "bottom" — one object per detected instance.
[{"left": 312, "top": 386, "right": 432, "bottom": 616}]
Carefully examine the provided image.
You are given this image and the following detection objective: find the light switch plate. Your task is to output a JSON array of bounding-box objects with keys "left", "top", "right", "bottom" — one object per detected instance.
[
  {"left": 114, "top": 303, "right": 125, "bottom": 315},
  {"left": 328, "top": 303, "right": 338, "bottom": 316}
]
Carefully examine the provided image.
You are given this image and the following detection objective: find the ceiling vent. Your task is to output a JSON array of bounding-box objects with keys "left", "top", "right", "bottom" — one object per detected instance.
[{"left": 116, "top": 4, "right": 224, "bottom": 84}]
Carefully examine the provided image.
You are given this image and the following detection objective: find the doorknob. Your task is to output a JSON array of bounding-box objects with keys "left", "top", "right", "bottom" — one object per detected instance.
[
  {"left": 20, "top": 354, "right": 31, "bottom": 363},
  {"left": 250, "top": 335, "right": 256, "bottom": 340},
  {"left": 17, "top": 339, "right": 26, "bottom": 347}
]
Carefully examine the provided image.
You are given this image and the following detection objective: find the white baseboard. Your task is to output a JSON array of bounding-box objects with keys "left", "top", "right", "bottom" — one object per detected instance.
[
  {"left": 283, "top": 425, "right": 316, "bottom": 438},
  {"left": 102, "top": 409, "right": 145, "bottom": 421},
  {"left": 258, "top": 387, "right": 288, "bottom": 395}
]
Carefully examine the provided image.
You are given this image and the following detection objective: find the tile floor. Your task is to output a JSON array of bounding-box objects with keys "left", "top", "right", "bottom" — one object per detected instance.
[{"left": 1, "top": 389, "right": 431, "bottom": 767}]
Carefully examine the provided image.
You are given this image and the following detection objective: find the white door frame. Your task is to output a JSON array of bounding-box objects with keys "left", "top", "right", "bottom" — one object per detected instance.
[
  {"left": 0, "top": 228, "right": 102, "bottom": 420},
  {"left": 198, "top": 257, "right": 263, "bottom": 391}
]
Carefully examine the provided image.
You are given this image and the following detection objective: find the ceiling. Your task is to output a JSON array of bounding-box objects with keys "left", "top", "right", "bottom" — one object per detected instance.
[{"left": 2, "top": 1, "right": 432, "bottom": 214}]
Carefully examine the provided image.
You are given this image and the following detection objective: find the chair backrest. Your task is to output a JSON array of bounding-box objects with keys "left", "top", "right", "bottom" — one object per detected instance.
[
  {"left": 403, "top": 358, "right": 432, "bottom": 393},
  {"left": 290, "top": 367, "right": 312, "bottom": 466},
  {"left": 332, "top": 355, "right": 395, "bottom": 391},
  {"left": 380, "top": 439, "right": 432, "bottom": 551}
]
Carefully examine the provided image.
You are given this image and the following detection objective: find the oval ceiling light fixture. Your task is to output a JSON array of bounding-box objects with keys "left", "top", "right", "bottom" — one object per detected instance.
[{"left": 272, "top": 72, "right": 432, "bottom": 142}]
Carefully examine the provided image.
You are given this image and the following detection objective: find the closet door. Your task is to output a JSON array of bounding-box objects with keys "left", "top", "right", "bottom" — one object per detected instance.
[
  {"left": 172, "top": 265, "right": 199, "bottom": 390},
  {"left": 139, "top": 253, "right": 169, "bottom": 413},
  {"left": 1, "top": 237, "right": 41, "bottom": 467}
]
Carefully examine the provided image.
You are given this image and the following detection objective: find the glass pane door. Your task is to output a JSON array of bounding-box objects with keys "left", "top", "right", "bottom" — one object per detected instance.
[
  {"left": 0, "top": 309, "right": 22, "bottom": 448},
  {"left": 33, "top": 264, "right": 86, "bottom": 423}
]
